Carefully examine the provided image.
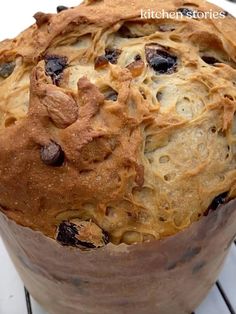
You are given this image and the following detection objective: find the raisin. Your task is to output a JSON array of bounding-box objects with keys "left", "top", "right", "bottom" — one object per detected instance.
[
  {"left": 126, "top": 59, "right": 144, "bottom": 77},
  {"left": 44, "top": 55, "right": 68, "bottom": 85},
  {"left": 57, "top": 6, "right": 68, "bottom": 13},
  {"left": 40, "top": 141, "right": 64, "bottom": 167},
  {"left": 145, "top": 44, "right": 177, "bottom": 74},
  {"left": 0, "top": 62, "right": 15, "bottom": 78},
  {"left": 177, "top": 7, "right": 195, "bottom": 17},
  {"left": 95, "top": 48, "right": 121, "bottom": 69},
  {"left": 201, "top": 56, "right": 221, "bottom": 65},
  {"left": 105, "top": 48, "right": 122, "bottom": 64},
  {"left": 94, "top": 55, "right": 109, "bottom": 69}
]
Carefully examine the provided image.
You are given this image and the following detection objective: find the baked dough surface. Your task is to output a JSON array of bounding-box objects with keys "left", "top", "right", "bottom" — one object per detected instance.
[{"left": 0, "top": 0, "right": 236, "bottom": 246}]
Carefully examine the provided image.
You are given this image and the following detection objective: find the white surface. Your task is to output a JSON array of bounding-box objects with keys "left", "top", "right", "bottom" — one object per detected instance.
[
  {"left": 0, "top": 0, "right": 236, "bottom": 314},
  {"left": 219, "top": 245, "right": 236, "bottom": 311},
  {"left": 0, "top": 239, "right": 27, "bottom": 314},
  {"left": 31, "top": 298, "right": 47, "bottom": 314},
  {"left": 195, "top": 285, "right": 231, "bottom": 314}
]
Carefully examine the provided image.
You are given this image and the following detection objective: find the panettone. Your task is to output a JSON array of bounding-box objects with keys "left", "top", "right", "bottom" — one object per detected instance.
[{"left": 0, "top": 0, "right": 236, "bottom": 248}]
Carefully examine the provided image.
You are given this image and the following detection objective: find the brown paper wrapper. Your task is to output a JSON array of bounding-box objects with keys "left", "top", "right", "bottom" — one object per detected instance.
[{"left": 0, "top": 200, "right": 236, "bottom": 314}]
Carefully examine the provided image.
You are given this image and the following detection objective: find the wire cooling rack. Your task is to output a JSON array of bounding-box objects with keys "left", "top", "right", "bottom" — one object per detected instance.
[{"left": 0, "top": 238, "right": 236, "bottom": 314}]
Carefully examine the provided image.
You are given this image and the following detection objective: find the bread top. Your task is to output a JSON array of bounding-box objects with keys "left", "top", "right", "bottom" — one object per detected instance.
[{"left": 0, "top": 0, "right": 236, "bottom": 248}]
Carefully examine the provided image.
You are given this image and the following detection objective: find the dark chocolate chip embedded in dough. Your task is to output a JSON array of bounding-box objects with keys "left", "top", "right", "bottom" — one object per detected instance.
[
  {"left": 56, "top": 222, "right": 79, "bottom": 246},
  {"left": 56, "top": 221, "right": 109, "bottom": 249},
  {"left": 0, "top": 62, "right": 15, "bottom": 78},
  {"left": 145, "top": 44, "right": 177, "bottom": 74},
  {"left": 40, "top": 141, "right": 64, "bottom": 167},
  {"left": 105, "top": 48, "right": 122, "bottom": 64},
  {"left": 44, "top": 55, "right": 68, "bottom": 85},
  {"left": 57, "top": 5, "right": 69, "bottom": 13},
  {"left": 134, "top": 54, "right": 142, "bottom": 61},
  {"left": 95, "top": 49, "right": 122, "bottom": 69},
  {"left": 221, "top": 11, "right": 230, "bottom": 17}
]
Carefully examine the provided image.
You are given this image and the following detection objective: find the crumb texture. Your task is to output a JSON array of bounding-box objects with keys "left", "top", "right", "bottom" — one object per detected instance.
[{"left": 0, "top": 0, "right": 236, "bottom": 246}]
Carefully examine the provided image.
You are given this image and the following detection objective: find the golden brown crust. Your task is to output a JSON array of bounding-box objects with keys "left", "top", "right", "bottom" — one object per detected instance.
[{"left": 0, "top": 0, "right": 236, "bottom": 244}]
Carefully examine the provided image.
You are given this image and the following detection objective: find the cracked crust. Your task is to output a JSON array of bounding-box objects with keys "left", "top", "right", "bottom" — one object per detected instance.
[{"left": 0, "top": 0, "right": 236, "bottom": 245}]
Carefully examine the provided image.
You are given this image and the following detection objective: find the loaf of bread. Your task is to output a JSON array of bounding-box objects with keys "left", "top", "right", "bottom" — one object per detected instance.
[{"left": 0, "top": 0, "right": 235, "bottom": 249}]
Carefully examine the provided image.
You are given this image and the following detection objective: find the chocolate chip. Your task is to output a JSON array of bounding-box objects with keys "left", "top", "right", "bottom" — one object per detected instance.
[
  {"left": 145, "top": 44, "right": 177, "bottom": 74},
  {"left": 44, "top": 55, "right": 68, "bottom": 86},
  {"left": 208, "top": 192, "right": 228, "bottom": 211},
  {"left": 134, "top": 54, "right": 142, "bottom": 61},
  {"left": 177, "top": 7, "right": 195, "bottom": 17},
  {"left": 201, "top": 56, "right": 221, "bottom": 65},
  {"left": 40, "top": 141, "right": 64, "bottom": 167},
  {"left": 56, "top": 221, "right": 109, "bottom": 249},
  {"left": 103, "top": 87, "right": 118, "bottom": 101},
  {"left": 105, "top": 48, "right": 122, "bottom": 64},
  {"left": 221, "top": 11, "right": 229, "bottom": 17},
  {"left": 57, "top": 222, "right": 80, "bottom": 247},
  {"left": 0, "top": 62, "right": 15, "bottom": 78},
  {"left": 57, "top": 5, "right": 68, "bottom": 13}
]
